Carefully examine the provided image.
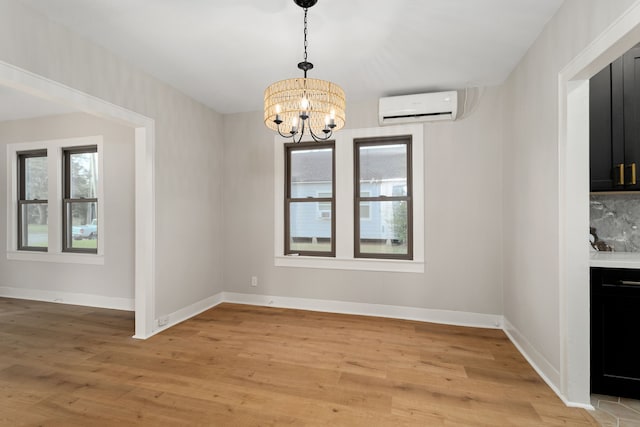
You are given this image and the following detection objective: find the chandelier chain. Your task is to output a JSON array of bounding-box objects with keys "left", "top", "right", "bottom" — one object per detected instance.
[{"left": 303, "top": 8, "right": 308, "bottom": 63}]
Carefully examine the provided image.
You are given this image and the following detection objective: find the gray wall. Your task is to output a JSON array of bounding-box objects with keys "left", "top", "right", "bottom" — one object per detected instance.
[
  {"left": 501, "top": 0, "right": 638, "bottom": 378},
  {"left": 0, "top": 112, "right": 134, "bottom": 301},
  {"left": 0, "top": 0, "right": 225, "bottom": 317},
  {"left": 222, "top": 93, "right": 504, "bottom": 315}
]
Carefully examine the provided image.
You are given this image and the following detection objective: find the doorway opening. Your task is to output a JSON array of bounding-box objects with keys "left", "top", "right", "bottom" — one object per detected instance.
[{"left": 0, "top": 60, "right": 155, "bottom": 338}]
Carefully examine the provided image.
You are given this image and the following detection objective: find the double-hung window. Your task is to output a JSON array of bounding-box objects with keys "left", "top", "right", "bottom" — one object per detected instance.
[
  {"left": 62, "top": 146, "right": 99, "bottom": 254},
  {"left": 17, "top": 150, "right": 48, "bottom": 251},
  {"left": 354, "top": 136, "right": 412, "bottom": 259},
  {"left": 7, "top": 136, "right": 103, "bottom": 263},
  {"left": 285, "top": 141, "right": 335, "bottom": 256},
  {"left": 275, "top": 124, "right": 424, "bottom": 273}
]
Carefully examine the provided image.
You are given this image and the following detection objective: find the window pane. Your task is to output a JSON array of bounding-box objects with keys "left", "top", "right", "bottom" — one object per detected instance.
[
  {"left": 358, "top": 144, "right": 406, "bottom": 197},
  {"left": 21, "top": 204, "right": 48, "bottom": 248},
  {"left": 24, "top": 156, "right": 48, "bottom": 200},
  {"left": 290, "top": 148, "right": 332, "bottom": 198},
  {"left": 67, "top": 201, "right": 98, "bottom": 250},
  {"left": 358, "top": 200, "right": 408, "bottom": 255},
  {"left": 289, "top": 201, "right": 332, "bottom": 253},
  {"left": 70, "top": 151, "right": 98, "bottom": 199}
]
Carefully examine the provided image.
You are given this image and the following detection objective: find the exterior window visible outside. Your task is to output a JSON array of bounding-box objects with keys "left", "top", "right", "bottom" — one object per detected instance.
[
  {"left": 17, "top": 150, "right": 48, "bottom": 251},
  {"left": 317, "top": 192, "right": 332, "bottom": 219},
  {"left": 285, "top": 142, "right": 335, "bottom": 256},
  {"left": 63, "top": 146, "right": 98, "bottom": 254},
  {"left": 354, "top": 136, "right": 412, "bottom": 259}
]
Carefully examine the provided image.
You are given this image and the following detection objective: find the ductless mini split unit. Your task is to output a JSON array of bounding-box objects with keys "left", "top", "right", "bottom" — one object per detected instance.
[{"left": 378, "top": 91, "right": 458, "bottom": 125}]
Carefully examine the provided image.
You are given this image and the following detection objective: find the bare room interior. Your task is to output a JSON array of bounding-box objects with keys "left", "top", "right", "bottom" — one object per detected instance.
[{"left": 2, "top": 0, "right": 640, "bottom": 425}]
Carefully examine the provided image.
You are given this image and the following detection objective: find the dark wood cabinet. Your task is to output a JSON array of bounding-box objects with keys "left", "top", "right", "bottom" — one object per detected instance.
[
  {"left": 590, "top": 46, "right": 640, "bottom": 191},
  {"left": 591, "top": 267, "right": 640, "bottom": 399}
]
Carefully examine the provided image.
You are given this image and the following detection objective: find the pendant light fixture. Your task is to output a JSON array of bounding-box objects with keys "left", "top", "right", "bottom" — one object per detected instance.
[{"left": 263, "top": 0, "right": 346, "bottom": 143}]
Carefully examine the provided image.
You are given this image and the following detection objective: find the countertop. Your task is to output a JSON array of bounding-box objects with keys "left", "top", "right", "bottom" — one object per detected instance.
[{"left": 590, "top": 251, "right": 640, "bottom": 268}]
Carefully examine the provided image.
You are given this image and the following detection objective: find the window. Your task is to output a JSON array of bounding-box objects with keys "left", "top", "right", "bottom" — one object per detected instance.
[
  {"left": 274, "top": 124, "right": 424, "bottom": 273},
  {"left": 359, "top": 191, "right": 371, "bottom": 220},
  {"left": 17, "top": 150, "right": 48, "bottom": 251},
  {"left": 7, "top": 136, "right": 104, "bottom": 264},
  {"left": 317, "top": 192, "right": 332, "bottom": 219},
  {"left": 63, "top": 146, "right": 98, "bottom": 254},
  {"left": 355, "top": 136, "right": 412, "bottom": 259},
  {"left": 285, "top": 142, "right": 335, "bottom": 256}
]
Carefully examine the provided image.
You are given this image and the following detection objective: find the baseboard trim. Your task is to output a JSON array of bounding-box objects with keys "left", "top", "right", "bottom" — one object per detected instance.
[
  {"left": 0, "top": 286, "right": 134, "bottom": 311},
  {"left": 502, "top": 318, "right": 594, "bottom": 410},
  {"left": 148, "top": 292, "right": 225, "bottom": 337},
  {"left": 222, "top": 291, "right": 503, "bottom": 329}
]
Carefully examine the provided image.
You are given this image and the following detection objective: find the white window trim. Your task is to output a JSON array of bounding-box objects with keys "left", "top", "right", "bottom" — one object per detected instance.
[
  {"left": 274, "top": 124, "right": 424, "bottom": 273},
  {"left": 6, "top": 136, "right": 105, "bottom": 265}
]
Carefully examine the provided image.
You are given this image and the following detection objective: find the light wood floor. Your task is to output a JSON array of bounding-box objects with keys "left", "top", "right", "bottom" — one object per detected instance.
[{"left": 0, "top": 298, "right": 597, "bottom": 426}]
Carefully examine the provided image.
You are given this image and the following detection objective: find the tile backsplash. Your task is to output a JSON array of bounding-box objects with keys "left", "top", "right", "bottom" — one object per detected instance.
[{"left": 591, "top": 193, "right": 640, "bottom": 252}]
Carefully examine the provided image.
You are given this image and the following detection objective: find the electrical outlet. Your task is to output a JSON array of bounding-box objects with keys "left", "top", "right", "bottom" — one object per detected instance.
[
  {"left": 157, "top": 316, "right": 169, "bottom": 326},
  {"left": 251, "top": 276, "right": 258, "bottom": 287}
]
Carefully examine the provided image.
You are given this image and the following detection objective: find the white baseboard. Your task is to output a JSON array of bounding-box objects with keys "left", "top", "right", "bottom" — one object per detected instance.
[
  {"left": 222, "top": 292, "right": 503, "bottom": 329},
  {"left": 502, "top": 317, "right": 594, "bottom": 410},
  {"left": 151, "top": 291, "right": 225, "bottom": 335},
  {"left": 0, "top": 286, "right": 134, "bottom": 311}
]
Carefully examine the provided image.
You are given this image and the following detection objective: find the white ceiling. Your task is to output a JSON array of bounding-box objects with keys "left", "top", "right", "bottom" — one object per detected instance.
[{"left": 17, "top": 0, "right": 564, "bottom": 115}]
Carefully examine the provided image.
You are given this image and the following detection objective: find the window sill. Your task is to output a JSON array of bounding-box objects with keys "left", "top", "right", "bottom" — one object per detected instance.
[
  {"left": 274, "top": 255, "right": 424, "bottom": 273},
  {"left": 7, "top": 251, "right": 104, "bottom": 265}
]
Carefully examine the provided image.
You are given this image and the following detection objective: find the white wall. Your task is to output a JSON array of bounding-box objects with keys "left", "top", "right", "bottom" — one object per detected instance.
[
  {"left": 0, "top": 112, "right": 134, "bottom": 306},
  {"left": 0, "top": 0, "right": 225, "bottom": 319},
  {"left": 501, "top": 0, "right": 638, "bottom": 390},
  {"left": 222, "top": 91, "right": 504, "bottom": 317}
]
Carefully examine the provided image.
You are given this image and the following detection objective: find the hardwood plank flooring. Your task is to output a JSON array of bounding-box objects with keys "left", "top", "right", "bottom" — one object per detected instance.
[{"left": 0, "top": 298, "right": 598, "bottom": 426}]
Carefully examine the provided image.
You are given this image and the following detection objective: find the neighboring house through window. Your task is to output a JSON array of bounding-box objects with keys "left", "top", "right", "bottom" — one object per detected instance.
[
  {"left": 354, "top": 136, "right": 412, "bottom": 259},
  {"left": 285, "top": 141, "right": 335, "bottom": 256}
]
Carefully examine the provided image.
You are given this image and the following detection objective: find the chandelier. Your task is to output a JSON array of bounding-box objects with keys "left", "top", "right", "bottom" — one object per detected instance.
[{"left": 263, "top": 0, "right": 346, "bottom": 143}]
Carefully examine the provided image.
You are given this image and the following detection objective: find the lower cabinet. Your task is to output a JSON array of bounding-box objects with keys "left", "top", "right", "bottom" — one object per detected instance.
[{"left": 591, "top": 267, "right": 640, "bottom": 399}]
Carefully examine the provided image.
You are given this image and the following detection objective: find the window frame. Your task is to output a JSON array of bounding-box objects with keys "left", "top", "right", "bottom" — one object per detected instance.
[
  {"left": 354, "top": 136, "right": 413, "bottom": 260},
  {"left": 284, "top": 141, "right": 336, "bottom": 257},
  {"left": 17, "top": 149, "right": 48, "bottom": 252},
  {"left": 62, "top": 145, "right": 99, "bottom": 254}
]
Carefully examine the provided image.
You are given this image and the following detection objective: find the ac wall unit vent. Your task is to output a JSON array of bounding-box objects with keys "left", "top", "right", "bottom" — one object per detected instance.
[{"left": 378, "top": 91, "right": 458, "bottom": 125}]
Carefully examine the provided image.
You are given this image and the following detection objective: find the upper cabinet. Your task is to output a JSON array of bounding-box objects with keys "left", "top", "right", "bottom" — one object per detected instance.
[{"left": 590, "top": 45, "right": 640, "bottom": 191}]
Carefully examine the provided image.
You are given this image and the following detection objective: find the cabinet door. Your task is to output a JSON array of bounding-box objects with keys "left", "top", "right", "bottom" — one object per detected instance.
[
  {"left": 590, "top": 63, "right": 625, "bottom": 191},
  {"left": 591, "top": 268, "right": 640, "bottom": 399},
  {"left": 624, "top": 46, "right": 640, "bottom": 190}
]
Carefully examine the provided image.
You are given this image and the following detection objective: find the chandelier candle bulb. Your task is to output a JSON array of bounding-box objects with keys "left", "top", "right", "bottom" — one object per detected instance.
[{"left": 275, "top": 105, "right": 282, "bottom": 124}]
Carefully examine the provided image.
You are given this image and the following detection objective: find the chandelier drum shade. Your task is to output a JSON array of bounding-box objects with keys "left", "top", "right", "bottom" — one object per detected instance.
[
  {"left": 264, "top": 78, "right": 346, "bottom": 133},
  {"left": 263, "top": 0, "right": 346, "bottom": 142}
]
